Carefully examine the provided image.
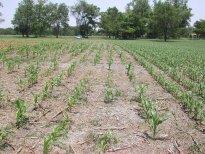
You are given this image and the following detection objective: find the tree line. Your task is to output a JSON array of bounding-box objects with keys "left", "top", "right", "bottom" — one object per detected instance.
[{"left": 0, "top": 0, "right": 205, "bottom": 41}]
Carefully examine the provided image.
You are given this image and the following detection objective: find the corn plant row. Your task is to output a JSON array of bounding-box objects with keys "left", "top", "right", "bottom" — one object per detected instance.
[
  {"left": 104, "top": 73, "right": 121, "bottom": 103},
  {"left": 0, "top": 41, "right": 79, "bottom": 74},
  {"left": 43, "top": 117, "right": 70, "bottom": 154},
  {"left": 120, "top": 55, "right": 167, "bottom": 139},
  {"left": 133, "top": 49, "right": 205, "bottom": 99},
  {"left": 33, "top": 61, "right": 77, "bottom": 108},
  {"left": 94, "top": 50, "right": 102, "bottom": 65},
  {"left": 128, "top": 51, "right": 205, "bottom": 123},
  {"left": 115, "top": 41, "right": 204, "bottom": 98},
  {"left": 136, "top": 84, "right": 167, "bottom": 139},
  {"left": 67, "top": 78, "right": 89, "bottom": 110}
]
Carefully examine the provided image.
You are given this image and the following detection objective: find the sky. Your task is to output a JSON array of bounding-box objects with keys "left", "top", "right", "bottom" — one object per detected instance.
[{"left": 0, "top": 0, "right": 205, "bottom": 28}]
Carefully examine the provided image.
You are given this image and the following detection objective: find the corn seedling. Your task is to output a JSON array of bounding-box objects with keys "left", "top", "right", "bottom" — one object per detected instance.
[
  {"left": 104, "top": 74, "right": 121, "bottom": 103},
  {"left": 126, "top": 63, "right": 135, "bottom": 82},
  {"left": 149, "top": 109, "right": 166, "bottom": 139},
  {"left": 108, "top": 52, "right": 114, "bottom": 70},
  {"left": 67, "top": 62, "right": 76, "bottom": 77},
  {"left": 0, "top": 87, "right": 4, "bottom": 108},
  {"left": 94, "top": 51, "right": 101, "bottom": 65},
  {"left": 43, "top": 118, "right": 70, "bottom": 154},
  {"left": 0, "top": 127, "right": 10, "bottom": 149},
  {"left": 67, "top": 79, "right": 88, "bottom": 110},
  {"left": 41, "top": 81, "right": 52, "bottom": 101},
  {"left": 135, "top": 84, "right": 148, "bottom": 103},
  {"left": 5, "top": 59, "right": 15, "bottom": 73},
  {"left": 26, "top": 63, "right": 39, "bottom": 86},
  {"left": 15, "top": 99, "right": 28, "bottom": 128},
  {"left": 119, "top": 51, "right": 126, "bottom": 65},
  {"left": 96, "top": 131, "right": 117, "bottom": 152}
]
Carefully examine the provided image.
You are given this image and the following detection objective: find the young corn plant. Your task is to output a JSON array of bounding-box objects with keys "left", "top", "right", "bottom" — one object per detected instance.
[
  {"left": 108, "top": 52, "right": 114, "bottom": 70},
  {"left": 135, "top": 84, "right": 148, "bottom": 103},
  {"left": 26, "top": 63, "right": 39, "bottom": 87},
  {"left": 67, "top": 62, "right": 76, "bottom": 77},
  {"left": 126, "top": 63, "right": 135, "bottom": 82},
  {"left": 67, "top": 79, "right": 88, "bottom": 110},
  {"left": 5, "top": 59, "right": 16, "bottom": 73},
  {"left": 94, "top": 51, "right": 101, "bottom": 65},
  {"left": 149, "top": 109, "right": 166, "bottom": 139},
  {"left": 43, "top": 117, "right": 70, "bottom": 154},
  {"left": 119, "top": 51, "right": 126, "bottom": 65},
  {"left": 15, "top": 99, "right": 29, "bottom": 128},
  {"left": 41, "top": 81, "right": 52, "bottom": 101},
  {"left": 0, "top": 127, "right": 10, "bottom": 149},
  {"left": 0, "top": 87, "right": 5, "bottom": 108},
  {"left": 104, "top": 74, "right": 121, "bottom": 103},
  {"left": 96, "top": 131, "right": 117, "bottom": 152}
]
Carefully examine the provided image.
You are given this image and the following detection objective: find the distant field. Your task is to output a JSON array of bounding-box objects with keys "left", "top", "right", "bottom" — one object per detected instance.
[{"left": 0, "top": 37, "right": 205, "bottom": 153}]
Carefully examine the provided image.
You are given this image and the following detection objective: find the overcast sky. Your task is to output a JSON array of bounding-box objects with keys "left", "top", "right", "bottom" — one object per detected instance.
[{"left": 0, "top": 0, "right": 205, "bottom": 28}]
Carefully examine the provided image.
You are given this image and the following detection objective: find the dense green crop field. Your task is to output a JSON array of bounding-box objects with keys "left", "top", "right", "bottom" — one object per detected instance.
[{"left": 114, "top": 39, "right": 205, "bottom": 99}]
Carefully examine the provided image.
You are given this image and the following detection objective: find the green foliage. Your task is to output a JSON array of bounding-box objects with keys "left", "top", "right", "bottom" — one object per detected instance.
[
  {"left": 108, "top": 51, "right": 114, "bottom": 70},
  {"left": 26, "top": 63, "right": 39, "bottom": 86},
  {"left": 104, "top": 74, "right": 121, "bottom": 103},
  {"left": 94, "top": 51, "right": 101, "bottom": 65},
  {"left": 43, "top": 118, "right": 70, "bottom": 154},
  {"left": 194, "top": 19, "right": 205, "bottom": 36},
  {"left": 67, "top": 79, "right": 88, "bottom": 109},
  {"left": 0, "top": 86, "right": 4, "bottom": 107},
  {"left": 71, "top": 0, "right": 100, "bottom": 38},
  {"left": 135, "top": 84, "right": 148, "bottom": 103},
  {"left": 67, "top": 62, "right": 76, "bottom": 77},
  {"left": 96, "top": 132, "right": 117, "bottom": 152},
  {"left": 149, "top": 109, "right": 166, "bottom": 138},
  {"left": 126, "top": 63, "right": 135, "bottom": 82},
  {"left": 15, "top": 99, "right": 28, "bottom": 128},
  {"left": 0, "top": 128, "right": 9, "bottom": 149}
]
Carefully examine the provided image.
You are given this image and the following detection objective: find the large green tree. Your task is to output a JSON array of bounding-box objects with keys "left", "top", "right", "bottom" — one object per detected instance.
[
  {"left": 12, "top": 0, "right": 34, "bottom": 37},
  {"left": 32, "top": 0, "right": 49, "bottom": 37},
  {"left": 47, "top": 3, "right": 69, "bottom": 38},
  {"left": 0, "top": 2, "right": 4, "bottom": 23},
  {"left": 194, "top": 20, "right": 205, "bottom": 37},
  {"left": 100, "top": 7, "right": 123, "bottom": 38},
  {"left": 152, "top": 0, "right": 191, "bottom": 41},
  {"left": 71, "top": 0, "right": 100, "bottom": 38},
  {"left": 126, "top": 0, "right": 151, "bottom": 37}
]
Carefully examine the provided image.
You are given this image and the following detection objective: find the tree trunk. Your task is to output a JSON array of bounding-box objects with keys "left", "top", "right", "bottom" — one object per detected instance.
[
  {"left": 164, "top": 28, "right": 167, "bottom": 42},
  {"left": 56, "top": 24, "right": 60, "bottom": 38}
]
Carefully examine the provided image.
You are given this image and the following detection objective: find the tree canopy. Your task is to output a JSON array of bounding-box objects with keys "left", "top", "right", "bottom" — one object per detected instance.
[
  {"left": 71, "top": 0, "right": 100, "bottom": 38},
  {"left": 8, "top": 0, "right": 199, "bottom": 41},
  {"left": 194, "top": 20, "right": 205, "bottom": 37},
  {"left": 0, "top": 2, "right": 4, "bottom": 23},
  {"left": 12, "top": 0, "right": 69, "bottom": 37}
]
